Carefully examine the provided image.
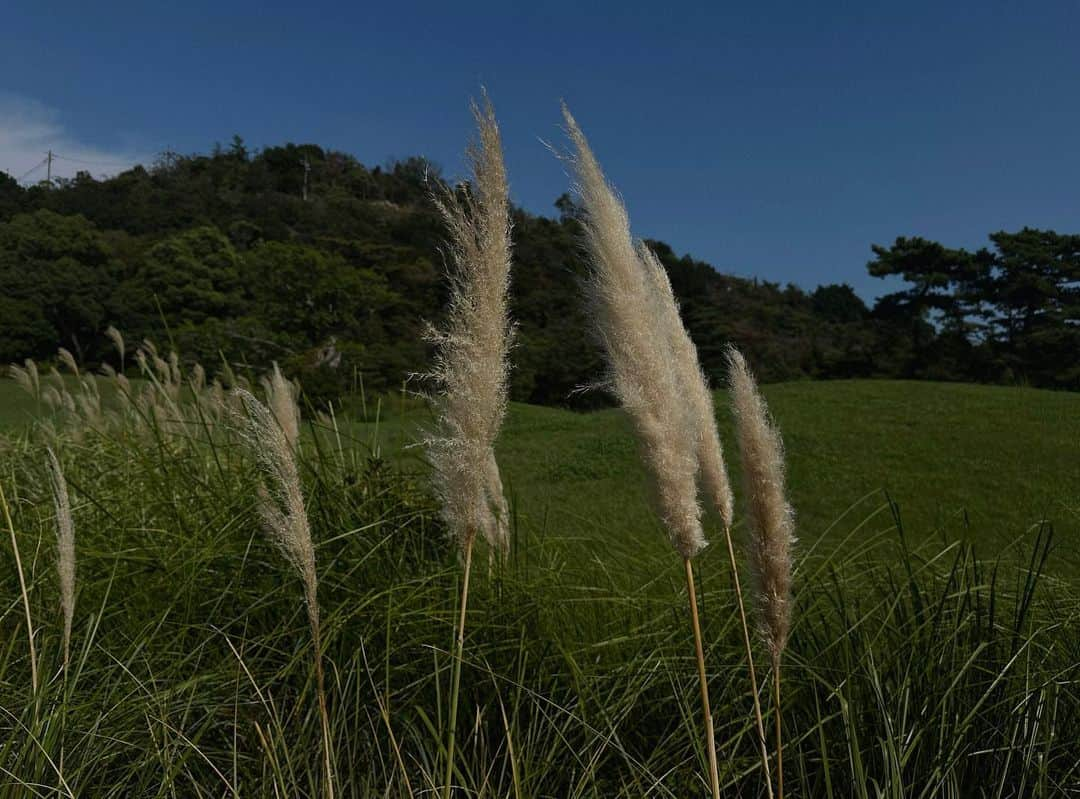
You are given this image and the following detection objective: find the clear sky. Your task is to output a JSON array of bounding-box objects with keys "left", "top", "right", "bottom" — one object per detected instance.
[{"left": 3, "top": 1, "right": 1079, "bottom": 299}]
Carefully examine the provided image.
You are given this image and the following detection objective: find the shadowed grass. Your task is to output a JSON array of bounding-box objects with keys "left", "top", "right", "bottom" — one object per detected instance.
[{"left": 0, "top": 389, "right": 1077, "bottom": 795}]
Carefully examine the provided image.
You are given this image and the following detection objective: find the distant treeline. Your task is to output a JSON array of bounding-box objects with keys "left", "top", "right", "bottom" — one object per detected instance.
[{"left": 1, "top": 137, "right": 1077, "bottom": 404}]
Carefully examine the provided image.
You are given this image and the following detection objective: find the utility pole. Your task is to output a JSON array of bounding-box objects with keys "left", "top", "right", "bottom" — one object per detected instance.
[
  {"left": 302, "top": 156, "right": 311, "bottom": 201},
  {"left": 46, "top": 150, "right": 53, "bottom": 186}
]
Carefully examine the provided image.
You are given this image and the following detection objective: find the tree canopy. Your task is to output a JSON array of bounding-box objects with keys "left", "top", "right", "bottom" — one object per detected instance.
[{"left": 1, "top": 141, "right": 1076, "bottom": 402}]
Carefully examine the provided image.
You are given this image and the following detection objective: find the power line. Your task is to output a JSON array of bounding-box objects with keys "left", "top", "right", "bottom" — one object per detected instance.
[
  {"left": 9, "top": 150, "right": 139, "bottom": 186},
  {"left": 51, "top": 152, "right": 137, "bottom": 168},
  {"left": 16, "top": 159, "right": 48, "bottom": 182},
  {"left": 9, "top": 147, "right": 143, "bottom": 183}
]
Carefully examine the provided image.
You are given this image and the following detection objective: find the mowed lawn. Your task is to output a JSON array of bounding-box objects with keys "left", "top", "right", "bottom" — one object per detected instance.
[{"left": 3, "top": 377, "right": 1077, "bottom": 574}]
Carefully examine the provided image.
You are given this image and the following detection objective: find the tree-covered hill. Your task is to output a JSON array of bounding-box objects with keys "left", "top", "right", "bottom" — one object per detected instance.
[{"left": 2, "top": 138, "right": 1076, "bottom": 404}]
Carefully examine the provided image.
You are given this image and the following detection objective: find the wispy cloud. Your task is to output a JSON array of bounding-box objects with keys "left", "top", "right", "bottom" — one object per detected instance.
[{"left": 0, "top": 94, "right": 147, "bottom": 184}]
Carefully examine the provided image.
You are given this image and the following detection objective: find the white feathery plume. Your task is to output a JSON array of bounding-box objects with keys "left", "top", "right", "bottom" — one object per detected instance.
[
  {"left": 427, "top": 93, "right": 514, "bottom": 799},
  {"left": 42, "top": 386, "right": 62, "bottom": 410},
  {"left": 562, "top": 106, "right": 705, "bottom": 559},
  {"left": 425, "top": 94, "right": 514, "bottom": 556},
  {"left": 57, "top": 348, "right": 79, "bottom": 378},
  {"left": 115, "top": 372, "right": 131, "bottom": 398},
  {"left": 233, "top": 387, "right": 334, "bottom": 796},
  {"left": 639, "top": 244, "right": 734, "bottom": 529},
  {"left": 234, "top": 389, "right": 316, "bottom": 605},
  {"left": 10, "top": 359, "right": 40, "bottom": 400},
  {"left": 266, "top": 363, "right": 301, "bottom": 452},
  {"left": 640, "top": 246, "right": 774, "bottom": 796},
  {"left": 168, "top": 352, "right": 181, "bottom": 388},
  {"left": 726, "top": 347, "right": 795, "bottom": 660},
  {"left": 46, "top": 448, "right": 75, "bottom": 669},
  {"left": 105, "top": 326, "right": 125, "bottom": 370},
  {"left": 76, "top": 378, "right": 102, "bottom": 427}
]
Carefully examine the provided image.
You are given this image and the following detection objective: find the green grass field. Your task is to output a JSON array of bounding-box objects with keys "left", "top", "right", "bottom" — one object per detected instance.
[
  {"left": 1, "top": 375, "right": 1078, "bottom": 796},
  {"left": 6, "top": 378, "right": 1075, "bottom": 563},
  {"left": 341, "top": 379, "right": 1080, "bottom": 574}
]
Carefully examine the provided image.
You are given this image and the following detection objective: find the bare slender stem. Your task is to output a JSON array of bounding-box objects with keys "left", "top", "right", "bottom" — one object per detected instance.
[
  {"left": 443, "top": 536, "right": 474, "bottom": 799},
  {"left": 774, "top": 654, "right": 784, "bottom": 799},
  {"left": 684, "top": 558, "right": 720, "bottom": 799},
  {"left": 0, "top": 481, "right": 37, "bottom": 695},
  {"left": 311, "top": 616, "right": 334, "bottom": 799},
  {"left": 722, "top": 525, "right": 774, "bottom": 799}
]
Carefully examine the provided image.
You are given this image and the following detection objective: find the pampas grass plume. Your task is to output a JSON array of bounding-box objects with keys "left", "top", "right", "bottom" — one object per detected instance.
[
  {"left": 234, "top": 389, "right": 317, "bottom": 615},
  {"left": 10, "top": 359, "right": 40, "bottom": 401},
  {"left": 57, "top": 347, "right": 79, "bottom": 377},
  {"left": 265, "top": 363, "right": 301, "bottom": 452},
  {"left": 639, "top": 245, "right": 734, "bottom": 529},
  {"left": 640, "top": 245, "right": 775, "bottom": 796},
  {"left": 426, "top": 92, "right": 514, "bottom": 799},
  {"left": 234, "top": 387, "right": 333, "bottom": 796},
  {"left": 46, "top": 447, "right": 75, "bottom": 668},
  {"left": 106, "top": 325, "right": 125, "bottom": 370},
  {"left": 727, "top": 347, "right": 795, "bottom": 659},
  {"left": 426, "top": 93, "right": 514, "bottom": 555},
  {"left": 562, "top": 105, "right": 705, "bottom": 559}
]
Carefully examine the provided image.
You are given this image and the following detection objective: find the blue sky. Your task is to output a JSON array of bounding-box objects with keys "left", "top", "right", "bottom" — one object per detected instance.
[{"left": 3, "top": 1, "right": 1079, "bottom": 299}]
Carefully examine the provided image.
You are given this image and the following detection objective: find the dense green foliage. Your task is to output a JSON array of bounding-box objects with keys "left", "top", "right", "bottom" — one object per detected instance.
[
  {"left": 0, "top": 376, "right": 1077, "bottom": 796},
  {"left": 2, "top": 142, "right": 1078, "bottom": 403}
]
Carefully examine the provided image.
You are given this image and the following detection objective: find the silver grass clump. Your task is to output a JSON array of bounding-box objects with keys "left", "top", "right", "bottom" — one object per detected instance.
[
  {"left": 42, "top": 386, "right": 62, "bottom": 410},
  {"left": 424, "top": 95, "right": 514, "bottom": 555},
  {"left": 234, "top": 389, "right": 318, "bottom": 622},
  {"left": 76, "top": 377, "right": 102, "bottom": 428},
  {"left": 46, "top": 447, "right": 75, "bottom": 668},
  {"left": 57, "top": 347, "right": 79, "bottom": 377},
  {"left": 562, "top": 106, "right": 705, "bottom": 558},
  {"left": 727, "top": 347, "right": 795, "bottom": 659},
  {"left": 234, "top": 387, "right": 333, "bottom": 795},
  {"left": 153, "top": 353, "right": 176, "bottom": 399},
  {"left": 168, "top": 351, "right": 181, "bottom": 387},
  {"left": 264, "top": 363, "right": 301, "bottom": 452},
  {"left": 208, "top": 379, "right": 226, "bottom": 421},
  {"left": 10, "top": 359, "right": 40, "bottom": 400},
  {"left": 639, "top": 245, "right": 734, "bottom": 530},
  {"left": 106, "top": 325, "right": 125, "bottom": 369},
  {"left": 115, "top": 371, "right": 131, "bottom": 399}
]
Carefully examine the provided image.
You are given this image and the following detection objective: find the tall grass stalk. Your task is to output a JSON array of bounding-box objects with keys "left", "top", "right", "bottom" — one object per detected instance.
[
  {"left": 1, "top": 479, "right": 37, "bottom": 694},
  {"left": 727, "top": 347, "right": 795, "bottom": 798},
  {"left": 46, "top": 447, "right": 76, "bottom": 670},
  {"left": 683, "top": 557, "right": 720, "bottom": 794},
  {"left": 235, "top": 388, "right": 334, "bottom": 799},
  {"left": 642, "top": 246, "right": 774, "bottom": 797},
  {"left": 562, "top": 106, "right": 723, "bottom": 798},
  {"left": 424, "top": 93, "right": 513, "bottom": 798}
]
